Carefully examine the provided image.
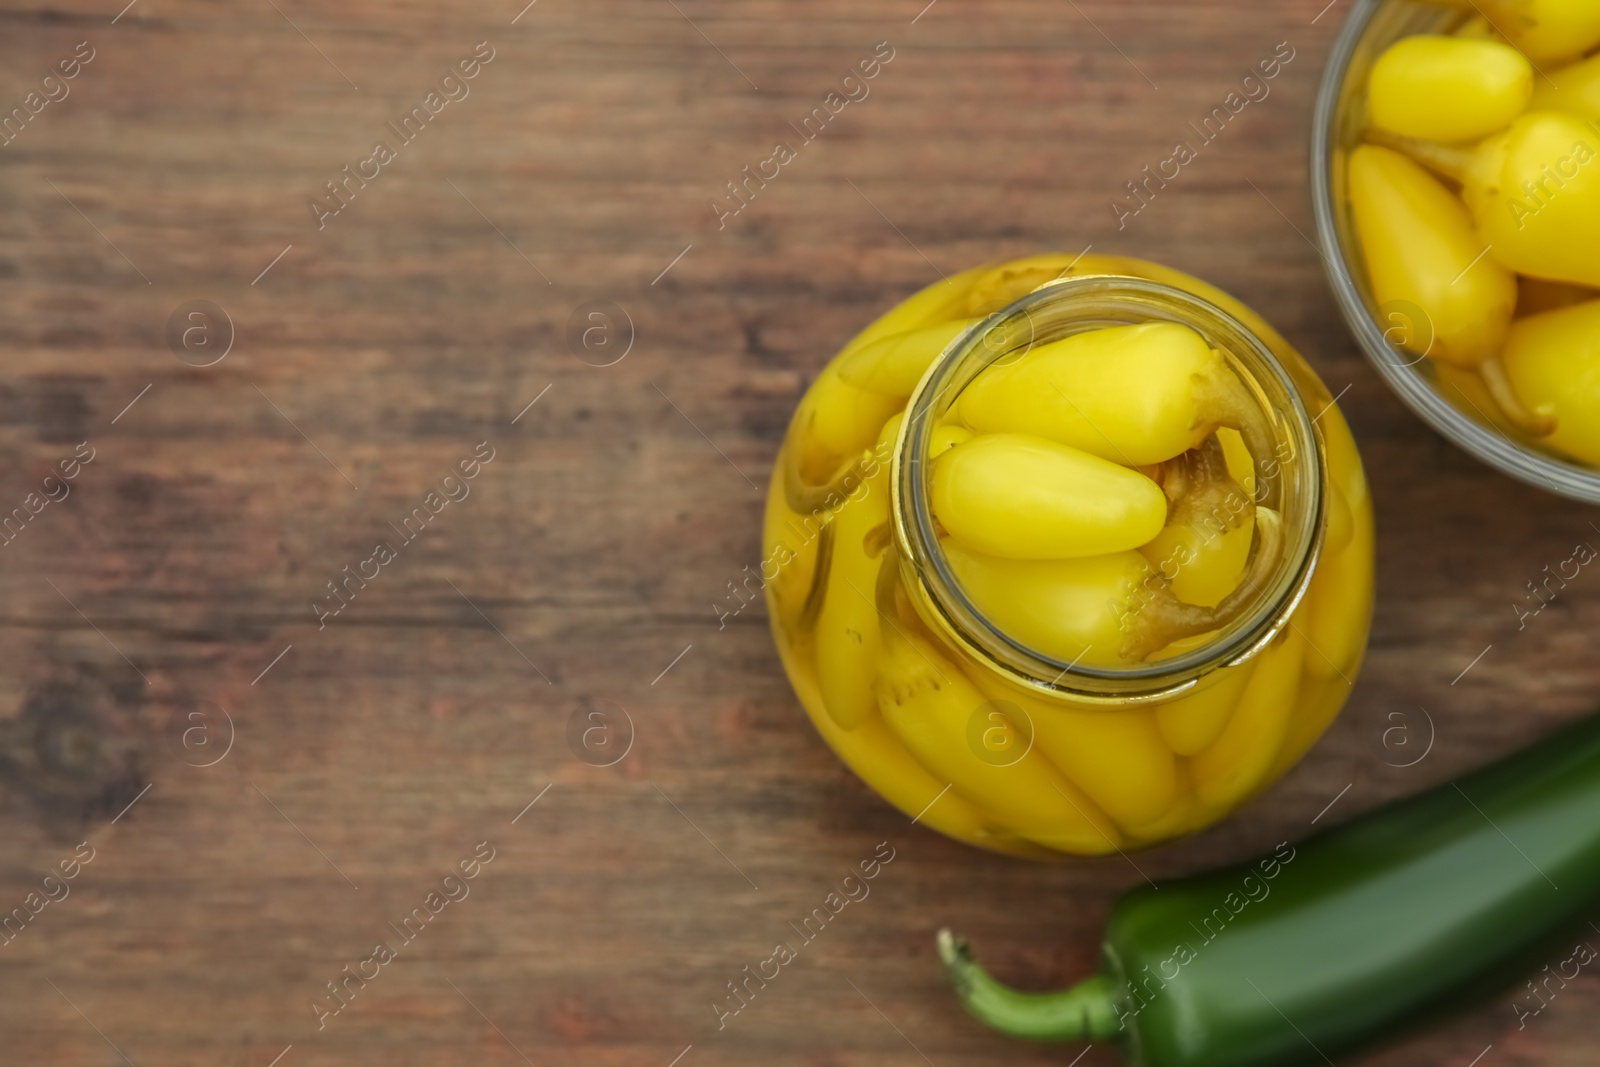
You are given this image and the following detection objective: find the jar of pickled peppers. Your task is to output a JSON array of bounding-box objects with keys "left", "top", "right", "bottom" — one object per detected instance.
[{"left": 765, "top": 254, "right": 1374, "bottom": 856}]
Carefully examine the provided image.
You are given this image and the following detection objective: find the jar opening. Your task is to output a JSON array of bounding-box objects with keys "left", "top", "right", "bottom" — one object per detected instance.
[{"left": 890, "top": 274, "right": 1327, "bottom": 703}]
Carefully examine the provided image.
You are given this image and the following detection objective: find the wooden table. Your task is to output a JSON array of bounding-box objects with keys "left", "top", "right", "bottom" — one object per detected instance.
[{"left": 1, "top": 1, "right": 1595, "bottom": 1064}]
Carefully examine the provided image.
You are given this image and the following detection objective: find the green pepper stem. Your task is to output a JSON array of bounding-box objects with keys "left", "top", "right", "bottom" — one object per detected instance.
[{"left": 937, "top": 929, "right": 1124, "bottom": 1044}]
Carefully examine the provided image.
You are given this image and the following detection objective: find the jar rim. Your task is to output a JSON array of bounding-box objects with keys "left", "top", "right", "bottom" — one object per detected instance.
[{"left": 889, "top": 273, "right": 1328, "bottom": 704}]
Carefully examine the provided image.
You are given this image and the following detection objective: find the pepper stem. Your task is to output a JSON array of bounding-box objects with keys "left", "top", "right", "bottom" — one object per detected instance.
[
  {"left": 1196, "top": 358, "right": 1281, "bottom": 511},
  {"left": 1361, "top": 128, "right": 1472, "bottom": 185},
  {"left": 937, "top": 929, "right": 1124, "bottom": 1044},
  {"left": 784, "top": 444, "right": 865, "bottom": 515},
  {"left": 1120, "top": 502, "right": 1284, "bottom": 662},
  {"left": 1479, "top": 357, "right": 1558, "bottom": 438}
]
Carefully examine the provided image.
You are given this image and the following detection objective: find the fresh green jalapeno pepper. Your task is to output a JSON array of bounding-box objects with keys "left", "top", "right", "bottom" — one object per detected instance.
[{"left": 941, "top": 707, "right": 1600, "bottom": 1067}]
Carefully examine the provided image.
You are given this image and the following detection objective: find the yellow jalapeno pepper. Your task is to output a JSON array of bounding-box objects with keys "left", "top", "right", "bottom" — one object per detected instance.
[
  {"left": 1442, "top": 0, "right": 1600, "bottom": 63},
  {"left": 837, "top": 319, "right": 980, "bottom": 397},
  {"left": 1502, "top": 299, "right": 1600, "bottom": 464},
  {"left": 1347, "top": 142, "right": 1552, "bottom": 435},
  {"left": 1367, "top": 35, "right": 1533, "bottom": 144},
  {"left": 956, "top": 322, "right": 1274, "bottom": 469},
  {"left": 1348, "top": 144, "right": 1519, "bottom": 368},
  {"left": 1461, "top": 111, "right": 1600, "bottom": 290},
  {"left": 1530, "top": 51, "right": 1600, "bottom": 120},
  {"left": 932, "top": 434, "right": 1167, "bottom": 560}
]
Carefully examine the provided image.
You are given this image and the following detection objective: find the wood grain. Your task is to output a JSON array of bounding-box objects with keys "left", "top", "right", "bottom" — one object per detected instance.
[{"left": 1, "top": 1, "right": 1596, "bottom": 1064}]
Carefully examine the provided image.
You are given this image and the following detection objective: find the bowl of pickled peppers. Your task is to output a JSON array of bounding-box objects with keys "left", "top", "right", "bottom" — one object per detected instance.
[{"left": 1312, "top": 0, "right": 1600, "bottom": 501}]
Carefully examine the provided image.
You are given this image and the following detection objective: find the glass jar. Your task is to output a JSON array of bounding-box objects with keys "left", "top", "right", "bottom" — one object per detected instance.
[{"left": 765, "top": 254, "right": 1374, "bottom": 857}]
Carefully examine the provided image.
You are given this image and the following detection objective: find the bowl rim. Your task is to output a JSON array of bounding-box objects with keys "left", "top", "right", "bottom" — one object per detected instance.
[{"left": 1309, "top": 0, "right": 1600, "bottom": 504}]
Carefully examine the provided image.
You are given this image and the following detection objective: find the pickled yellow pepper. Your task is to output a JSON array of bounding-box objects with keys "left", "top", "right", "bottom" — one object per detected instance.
[
  {"left": 1443, "top": 0, "right": 1600, "bottom": 63},
  {"left": 1531, "top": 51, "right": 1600, "bottom": 120},
  {"left": 1462, "top": 112, "right": 1600, "bottom": 288},
  {"left": 1367, "top": 36, "right": 1532, "bottom": 143},
  {"left": 1347, "top": 144, "right": 1518, "bottom": 367},
  {"left": 957, "top": 322, "right": 1276, "bottom": 474},
  {"left": 1502, "top": 299, "right": 1600, "bottom": 464},
  {"left": 932, "top": 433, "right": 1167, "bottom": 560}
]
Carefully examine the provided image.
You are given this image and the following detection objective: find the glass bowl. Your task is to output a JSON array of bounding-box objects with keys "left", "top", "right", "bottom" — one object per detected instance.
[{"left": 1310, "top": 0, "right": 1600, "bottom": 504}]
